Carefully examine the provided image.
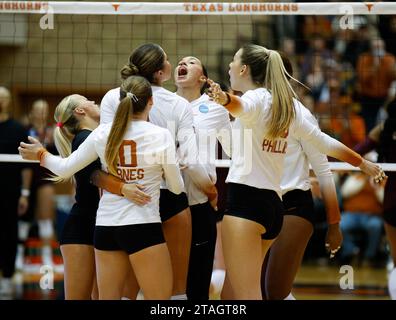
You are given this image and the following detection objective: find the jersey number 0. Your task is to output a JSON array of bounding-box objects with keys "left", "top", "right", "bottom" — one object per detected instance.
[{"left": 119, "top": 140, "right": 137, "bottom": 167}]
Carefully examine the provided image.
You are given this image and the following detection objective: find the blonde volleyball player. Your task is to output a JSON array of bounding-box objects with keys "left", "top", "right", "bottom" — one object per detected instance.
[
  {"left": 207, "top": 44, "right": 385, "bottom": 299},
  {"left": 261, "top": 55, "right": 342, "bottom": 300},
  {"left": 46, "top": 94, "right": 101, "bottom": 300},
  {"left": 20, "top": 94, "right": 153, "bottom": 300},
  {"left": 99, "top": 44, "right": 217, "bottom": 300},
  {"left": 20, "top": 76, "right": 183, "bottom": 300},
  {"left": 174, "top": 56, "right": 232, "bottom": 299}
]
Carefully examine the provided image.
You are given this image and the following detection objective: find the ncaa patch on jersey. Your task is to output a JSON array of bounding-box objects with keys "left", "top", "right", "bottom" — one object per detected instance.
[{"left": 199, "top": 104, "right": 209, "bottom": 113}]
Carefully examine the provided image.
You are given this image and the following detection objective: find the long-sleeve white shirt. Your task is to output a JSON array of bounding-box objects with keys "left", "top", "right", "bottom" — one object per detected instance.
[
  {"left": 184, "top": 94, "right": 232, "bottom": 205},
  {"left": 281, "top": 105, "right": 333, "bottom": 194}
]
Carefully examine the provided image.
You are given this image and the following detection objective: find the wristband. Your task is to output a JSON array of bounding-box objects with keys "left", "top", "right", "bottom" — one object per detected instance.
[
  {"left": 21, "top": 189, "right": 30, "bottom": 197},
  {"left": 223, "top": 92, "right": 231, "bottom": 106},
  {"left": 37, "top": 148, "right": 49, "bottom": 165}
]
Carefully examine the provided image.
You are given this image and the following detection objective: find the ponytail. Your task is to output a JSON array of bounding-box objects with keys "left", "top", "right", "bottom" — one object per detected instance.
[
  {"left": 265, "top": 50, "right": 297, "bottom": 139},
  {"left": 53, "top": 126, "right": 72, "bottom": 158},
  {"left": 51, "top": 94, "right": 82, "bottom": 182},
  {"left": 53, "top": 95, "right": 80, "bottom": 157},
  {"left": 105, "top": 97, "right": 133, "bottom": 176}
]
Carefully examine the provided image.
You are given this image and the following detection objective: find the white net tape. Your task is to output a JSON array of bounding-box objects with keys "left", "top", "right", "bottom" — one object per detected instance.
[{"left": 0, "top": 1, "right": 395, "bottom": 16}]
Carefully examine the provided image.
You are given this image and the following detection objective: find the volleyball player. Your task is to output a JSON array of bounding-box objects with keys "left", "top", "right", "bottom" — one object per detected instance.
[
  {"left": 99, "top": 43, "right": 217, "bottom": 300},
  {"left": 174, "top": 56, "right": 232, "bottom": 299},
  {"left": 44, "top": 94, "right": 101, "bottom": 299},
  {"left": 207, "top": 44, "right": 385, "bottom": 299},
  {"left": 354, "top": 97, "right": 396, "bottom": 300},
  {"left": 20, "top": 76, "right": 183, "bottom": 300},
  {"left": 262, "top": 55, "right": 343, "bottom": 300}
]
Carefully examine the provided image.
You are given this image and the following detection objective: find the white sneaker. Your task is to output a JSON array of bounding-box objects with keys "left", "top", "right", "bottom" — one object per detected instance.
[
  {"left": 388, "top": 268, "right": 396, "bottom": 300},
  {"left": 42, "top": 245, "right": 53, "bottom": 267},
  {"left": 0, "top": 278, "right": 14, "bottom": 298},
  {"left": 15, "top": 244, "right": 25, "bottom": 271}
]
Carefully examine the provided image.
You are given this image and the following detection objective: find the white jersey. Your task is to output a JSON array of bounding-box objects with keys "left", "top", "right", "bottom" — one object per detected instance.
[
  {"left": 227, "top": 88, "right": 360, "bottom": 198},
  {"left": 184, "top": 94, "right": 232, "bottom": 205},
  {"left": 100, "top": 86, "right": 214, "bottom": 194},
  {"left": 42, "top": 121, "right": 184, "bottom": 226},
  {"left": 281, "top": 106, "right": 333, "bottom": 195}
]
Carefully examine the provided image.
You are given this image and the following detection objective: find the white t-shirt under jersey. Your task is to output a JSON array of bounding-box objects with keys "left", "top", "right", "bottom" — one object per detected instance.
[
  {"left": 100, "top": 86, "right": 213, "bottom": 193},
  {"left": 184, "top": 94, "right": 232, "bottom": 205},
  {"left": 281, "top": 106, "right": 333, "bottom": 195},
  {"left": 227, "top": 88, "right": 356, "bottom": 198},
  {"left": 42, "top": 121, "right": 184, "bottom": 226}
]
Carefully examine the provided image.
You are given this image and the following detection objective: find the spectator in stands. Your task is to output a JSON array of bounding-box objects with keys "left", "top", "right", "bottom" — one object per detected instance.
[
  {"left": 20, "top": 99, "right": 57, "bottom": 267},
  {"left": 333, "top": 16, "right": 370, "bottom": 67},
  {"left": 339, "top": 171, "right": 384, "bottom": 266},
  {"left": 378, "top": 15, "right": 396, "bottom": 57},
  {"left": 301, "top": 35, "right": 333, "bottom": 83},
  {"left": 357, "top": 38, "right": 396, "bottom": 132}
]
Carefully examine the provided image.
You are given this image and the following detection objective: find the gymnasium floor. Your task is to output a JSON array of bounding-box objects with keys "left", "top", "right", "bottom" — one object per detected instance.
[
  {"left": 2, "top": 261, "right": 390, "bottom": 300},
  {"left": 293, "top": 263, "right": 390, "bottom": 300}
]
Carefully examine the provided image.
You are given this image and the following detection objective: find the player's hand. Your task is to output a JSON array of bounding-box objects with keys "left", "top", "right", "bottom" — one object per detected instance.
[
  {"left": 121, "top": 183, "right": 151, "bottom": 206},
  {"left": 18, "top": 136, "right": 44, "bottom": 160},
  {"left": 325, "top": 223, "right": 343, "bottom": 259},
  {"left": 207, "top": 79, "right": 228, "bottom": 105},
  {"left": 358, "top": 159, "right": 387, "bottom": 184},
  {"left": 207, "top": 185, "right": 218, "bottom": 211}
]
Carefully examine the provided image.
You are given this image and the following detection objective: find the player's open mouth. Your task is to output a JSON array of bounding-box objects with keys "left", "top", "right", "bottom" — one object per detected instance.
[{"left": 177, "top": 66, "right": 188, "bottom": 79}]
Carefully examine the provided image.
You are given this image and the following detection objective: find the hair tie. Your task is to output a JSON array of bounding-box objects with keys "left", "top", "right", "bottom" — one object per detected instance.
[
  {"left": 127, "top": 92, "right": 139, "bottom": 103},
  {"left": 56, "top": 122, "right": 63, "bottom": 128},
  {"left": 130, "top": 63, "right": 139, "bottom": 73}
]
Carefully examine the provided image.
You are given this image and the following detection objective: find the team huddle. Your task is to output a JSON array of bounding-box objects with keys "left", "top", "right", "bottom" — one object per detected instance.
[{"left": 18, "top": 43, "right": 386, "bottom": 300}]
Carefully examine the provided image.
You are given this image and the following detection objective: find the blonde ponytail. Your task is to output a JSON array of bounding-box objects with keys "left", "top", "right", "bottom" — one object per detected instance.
[
  {"left": 240, "top": 44, "right": 308, "bottom": 140},
  {"left": 265, "top": 50, "right": 298, "bottom": 139},
  {"left": 51, "top": 94, "right": 82, "bottom": 182}
]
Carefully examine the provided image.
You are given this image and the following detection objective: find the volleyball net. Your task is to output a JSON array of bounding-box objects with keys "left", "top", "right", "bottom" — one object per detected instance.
[{"left": 1, "top": 1, "right": 396, "bottom": 172}]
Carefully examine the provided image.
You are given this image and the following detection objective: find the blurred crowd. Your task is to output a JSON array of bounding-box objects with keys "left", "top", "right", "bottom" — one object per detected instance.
[
  {"left": 0, "top": 88, "right": 60, "bottom": 297},
  {"left": 289, "top": 15, "right": 396, "bottom": 145},
  {"left": 288, "top": 14, "right": 396, "bottom": 267}
]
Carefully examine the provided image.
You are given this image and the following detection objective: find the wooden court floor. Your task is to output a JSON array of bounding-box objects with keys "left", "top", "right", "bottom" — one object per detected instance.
[
  {"left": 293, "top": 262, "right": 390, "bottom": 300},
  {"left": 2, "top": 261, "right": 390, "bottom": 300}
]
